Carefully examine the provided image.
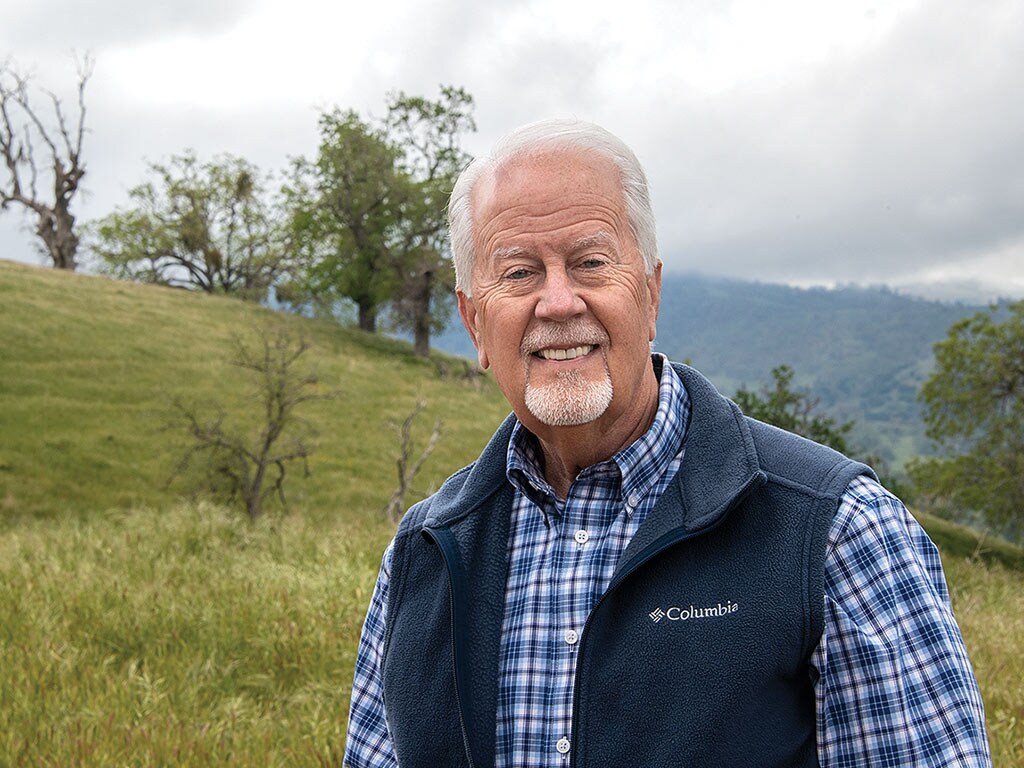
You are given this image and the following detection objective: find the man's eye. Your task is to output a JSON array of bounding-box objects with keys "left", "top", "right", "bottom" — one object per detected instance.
[
  {"left": 506, "top": 268, "right": 532, "bottom": 280},
  {"left": 580, "top": 258, "right": 605, "bottom": 269}
]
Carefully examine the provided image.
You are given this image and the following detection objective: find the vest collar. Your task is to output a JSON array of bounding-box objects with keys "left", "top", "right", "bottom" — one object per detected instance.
[
  {"left": 671, "top": 362, "right": 766, "bottom": 530},
  {"left": 423, "top": 362, "right": 765, "bottom": 541},
  {"left": 615, "top": 363, "right": 767, "bottom": 573},
  {"left": 420, "top": 412, "right": 517, "bottom": 529}
]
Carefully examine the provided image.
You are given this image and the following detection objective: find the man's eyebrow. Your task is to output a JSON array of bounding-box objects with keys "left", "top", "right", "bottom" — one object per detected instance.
[
  {"left": 488, "top": 231, "right": 616, "bottom": 262},
  {"left": 491, "top": 245, "right": 530, "bottom": 261},
  {"left": 569, "top": 230, "right": 617, "bottom": 253}
]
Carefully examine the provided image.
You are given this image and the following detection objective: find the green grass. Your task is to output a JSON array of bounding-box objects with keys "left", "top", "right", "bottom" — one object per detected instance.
[
  {"left": 0, "top": 260, "right": 509, "bottom": 521},
  {"left": 0, "top": 503, "right": 392, "bottom": 765},
  {"left": 1, "top": 260, "right": 1022, "bottom": 764},
  {"left": 1, "top": 503, "right": 1020, "bottom": 766},
  {"left": 943, "top": 555, "right": 1024, "bottom": 765}
]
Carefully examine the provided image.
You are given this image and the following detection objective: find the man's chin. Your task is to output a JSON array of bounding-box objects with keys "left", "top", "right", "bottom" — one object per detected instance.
[{"left": 524, "top": 377, "right": 614, "bottom": 427}]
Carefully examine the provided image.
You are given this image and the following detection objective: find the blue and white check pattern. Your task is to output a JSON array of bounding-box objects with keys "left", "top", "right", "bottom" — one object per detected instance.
[
  {"left": 495, "top": 355, "right": 688, "bottom": 767},
  {"left": 344, "top": 358, "right": 990, "bottom": 767},
  {"left": 813, "top": 476, "right": 990, "bottom": 765}
]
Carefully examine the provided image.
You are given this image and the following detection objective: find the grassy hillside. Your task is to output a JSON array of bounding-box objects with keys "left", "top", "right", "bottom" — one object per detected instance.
[
  {"left": 0, "top": 260, "right": 510, "bottom": 521},
  {"left": 1, "top": 260, "right": 1021, "bottom": 764}
]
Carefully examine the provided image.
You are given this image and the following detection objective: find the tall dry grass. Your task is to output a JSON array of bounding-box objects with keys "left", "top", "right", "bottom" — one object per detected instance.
[
  {"left": 0, "top": 504, "right": 392, "bottom": 765},
  {"left": 1, "top": 504, "right": 1021, "bottom": 765},
  {"left": 944, "top": 555, "right": 1024, "bottom": 765}
]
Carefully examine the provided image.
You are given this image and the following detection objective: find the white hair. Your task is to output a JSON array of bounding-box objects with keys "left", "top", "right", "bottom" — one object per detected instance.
[{"left": 447, "top": 118, "right": 658, "bottom": 296}]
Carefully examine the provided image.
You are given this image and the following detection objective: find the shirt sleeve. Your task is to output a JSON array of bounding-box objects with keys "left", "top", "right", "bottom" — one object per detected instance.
[
  {"left": 812, "top": 475, "right": 991, "bottom": 767},
  {"left": 344, "top": 543, "right": 400, "bottom": 768}
]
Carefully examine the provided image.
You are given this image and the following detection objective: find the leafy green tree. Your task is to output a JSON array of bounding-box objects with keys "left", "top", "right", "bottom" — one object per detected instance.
[
  {"left": 910, "top": 301, "right": 1024, "bottom": 540},
  {"left": 284, "top": 86, "right": 474, "bottom": 353},
  {"left": 91, "top": 152, "right": 288, "bottom": 301},
  {"left": 284, "top": 110, "right": 406, "bottom": 332},
  {"left": 384, "top": 86, "right": 474, "bottom": 356},
  {"left": 734, "top": 364, "right": 854, "bottom": 454}
]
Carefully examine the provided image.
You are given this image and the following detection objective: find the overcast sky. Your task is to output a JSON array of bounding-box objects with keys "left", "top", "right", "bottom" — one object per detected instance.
[{"left": 2, "top": 0, "right": 1022, "bottom": 301}]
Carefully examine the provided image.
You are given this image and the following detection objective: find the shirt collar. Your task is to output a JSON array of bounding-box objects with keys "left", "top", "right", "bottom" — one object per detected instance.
[{"left": 506, "top": 354, "right": 690, "bottom": 517}]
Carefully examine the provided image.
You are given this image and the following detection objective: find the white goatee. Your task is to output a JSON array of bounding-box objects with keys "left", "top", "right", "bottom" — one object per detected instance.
[
  {"left": 525, "top": 368, "right": 614, "bottom": 426},
  {"left": 521, "top": 317, "right": 613, "bottom": 426}
]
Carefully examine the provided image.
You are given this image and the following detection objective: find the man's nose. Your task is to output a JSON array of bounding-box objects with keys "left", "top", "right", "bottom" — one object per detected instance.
[{"left": 535, "top": 269, "right": 586, "bottom": 320}]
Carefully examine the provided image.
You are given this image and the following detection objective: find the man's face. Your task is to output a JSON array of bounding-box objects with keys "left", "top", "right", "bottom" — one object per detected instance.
[{"left": 457, "top": 149, "right": 661, "bottom": 435}]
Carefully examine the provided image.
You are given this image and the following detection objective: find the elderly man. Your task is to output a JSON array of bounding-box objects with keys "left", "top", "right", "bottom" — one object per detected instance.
[{"left": 344, "top": 119, "right": 990, "bottom": 767}]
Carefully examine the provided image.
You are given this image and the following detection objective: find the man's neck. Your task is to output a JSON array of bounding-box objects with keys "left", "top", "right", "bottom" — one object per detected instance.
[{"left": 531, "top": 370, "right": 661, "bottom": 499}]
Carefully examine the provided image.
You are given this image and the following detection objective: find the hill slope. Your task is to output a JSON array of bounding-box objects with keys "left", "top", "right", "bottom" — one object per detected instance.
[
  {"left": 5, "top": 259, "right": 1018, "bottom": 566},
  {"left": 0, "top": 260, "right": 510, "bottom": 520}
]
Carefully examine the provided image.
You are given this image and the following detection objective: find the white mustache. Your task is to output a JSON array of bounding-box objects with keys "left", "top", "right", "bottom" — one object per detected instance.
[{"left": 521, "top": 319, "right": 609, "bottom": 354}]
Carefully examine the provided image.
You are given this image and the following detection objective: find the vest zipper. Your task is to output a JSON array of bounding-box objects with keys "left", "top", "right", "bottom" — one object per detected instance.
[
  {"left": 569, "top": 472, "right": 764, "bottom": 764},
  {"left": 423, "top": 528, "right": 478, "bottom": 768},
  {"left": 567, "top": 526, "right": 702, "bottom": 764}
]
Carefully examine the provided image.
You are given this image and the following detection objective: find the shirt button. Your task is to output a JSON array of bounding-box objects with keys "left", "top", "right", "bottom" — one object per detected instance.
[
  {"left": 564, "top": 629, "right": 579, "bottom": 645},
  {"left": 574, "top": 529, "right": 589, "bottom": 544},
  {"left": 627, "top": 492, "right": 640, "bottom": 507},
  {"left": 556, "top": 737, "right": 571, "bottom": 754}
]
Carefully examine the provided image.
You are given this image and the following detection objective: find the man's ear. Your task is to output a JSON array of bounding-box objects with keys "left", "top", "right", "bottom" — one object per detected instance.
[
  {"left": 457, "top": 290, "right": 489, "bottom": 369},
  {"left": 647, "top": 260, "right": 663, "bottom": 342}
]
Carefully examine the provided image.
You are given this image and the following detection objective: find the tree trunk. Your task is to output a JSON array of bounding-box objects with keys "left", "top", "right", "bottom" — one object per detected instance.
[
  {"left": 357, "top": 301, "right": 377, "bottom": 333},
  {"left": 244, "top": 492, "right": 260, "bottom": 521},
  {"left": 246, "top": 460, "right": 267, "bottom": 521},
  {"left": 414, "top": 320, "right": 430, "bottom": 358},
  {"left": 412, "top": 267, "right": 433, "bottom": 358},
  {"left": 37, "top": 204, "right": 79, "bottom": 271}
]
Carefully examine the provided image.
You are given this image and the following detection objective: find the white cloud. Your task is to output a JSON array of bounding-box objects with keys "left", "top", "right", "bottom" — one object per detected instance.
[
  {"left": 2, "top": 0, "right": 251, "bottom": 55},
  {"left": 1, "top": 0, "right": 1022, "bottom": 298}
]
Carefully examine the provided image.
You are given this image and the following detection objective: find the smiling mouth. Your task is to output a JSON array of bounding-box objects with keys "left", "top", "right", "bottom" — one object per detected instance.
[{"left": 535, "top": 345, "right": 596, "bottom": 361}]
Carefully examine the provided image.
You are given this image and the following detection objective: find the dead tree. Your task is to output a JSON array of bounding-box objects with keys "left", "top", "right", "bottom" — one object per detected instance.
[
  {"left": 384, "top": 400, "right": 443, "bottom": 523},
  {"left": 171, "top": 321, "right": 332, "bottom": 521},
  {"left": 0, "top": 55, "right": 92, "bottom": 270}
]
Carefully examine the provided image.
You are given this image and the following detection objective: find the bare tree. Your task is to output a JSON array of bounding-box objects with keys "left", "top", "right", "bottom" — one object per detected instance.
[
  {"left": 384, "top": 400, "right": 443, "bottom": 523},
  {"left": 0, "top": 55, "right": 92, "bottom": 270},
  {"left": 171, "top": 321, "right": 332, "bottom": 521}
]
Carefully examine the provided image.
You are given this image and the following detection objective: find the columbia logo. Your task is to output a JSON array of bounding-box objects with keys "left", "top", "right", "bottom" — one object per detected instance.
[{"left": 649, "top": 601, "right": 740, "bottom": 624}]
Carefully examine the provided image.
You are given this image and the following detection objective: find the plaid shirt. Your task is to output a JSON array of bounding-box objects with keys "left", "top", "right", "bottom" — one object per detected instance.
[{"left": 345, "top": 357, "right": 990, "bottom": 767}]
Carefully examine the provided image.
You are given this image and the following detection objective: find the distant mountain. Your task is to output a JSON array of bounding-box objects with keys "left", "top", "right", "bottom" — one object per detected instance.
[{"left": 430, "top": 273, "right": 986, "bottom": 469}]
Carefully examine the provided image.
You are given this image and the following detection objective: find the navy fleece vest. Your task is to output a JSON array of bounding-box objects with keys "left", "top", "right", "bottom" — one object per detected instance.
[{"left": 381, "top": 363, "right": 873, "bottom": 768}]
